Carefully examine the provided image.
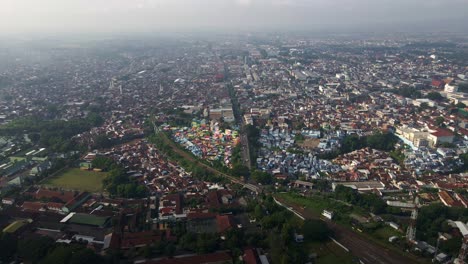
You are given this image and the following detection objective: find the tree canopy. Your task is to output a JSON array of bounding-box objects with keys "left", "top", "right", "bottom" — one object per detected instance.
[
  {"left": 103, "top": 165, "right": 148, "bottom": 198},
  {"left": 302, "top": 219, "right": 330, "bottom": 242}
]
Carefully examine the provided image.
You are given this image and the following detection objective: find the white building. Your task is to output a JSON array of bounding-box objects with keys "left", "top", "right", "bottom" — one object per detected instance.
[{"left": 322, "top": 210, "right": 334, "bottom": 220}]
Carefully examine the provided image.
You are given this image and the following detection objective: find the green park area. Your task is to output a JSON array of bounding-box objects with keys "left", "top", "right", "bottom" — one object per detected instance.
[{"left": 42, "top": 168, "right": 108, "bottom": 192}]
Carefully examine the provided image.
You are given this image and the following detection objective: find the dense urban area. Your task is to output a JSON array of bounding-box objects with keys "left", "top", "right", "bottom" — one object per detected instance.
[{"left": 0, "top": 33, "right": 467, "bottom": 264}]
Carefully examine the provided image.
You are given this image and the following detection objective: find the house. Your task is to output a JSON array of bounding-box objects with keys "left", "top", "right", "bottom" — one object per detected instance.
[
  {"left": 62, "top": 192, "right": 91, "bottom": 213},
  {"left": 438, "top": 191, "right": 462, "bottom": 207},
  {"left": 322, "top": 210, "right": 334, "bottom": 220},
  {"left": 2, "top": 197, "right": 15, "bottom": 205},
  {"left": 454, "top": 193, "right": 468, "bottom": 208},
  {"left": 294, "top": 233, "right": 304, "bottom": 243},
  {"left": 243, "top": 248, "right": 261, "bottom": 264},
  {"left": 387, "top": 222, "right": 400, "bottom": 230},
  {"left": 2, "top": 219, "right": 32, "bottom": 234},
  {"left": 47, "top": 202, "right": 65, "bottom": 212},
  {"left": 22, "top": 201, "right": 46, "bottom": 212},
  {"left": 187, "top": 212, "right": 217, "bottom": 234},
  {"left": 216, "top": 214, "right": 235, "bottom": 233},
  {"left": 294, "top": 180, "right": 314, "bottom": 189},
  {"left": 428, "top": 129, "right": 455, "bottom": 146},
  {"left": 332, "top": 181, "right": 385, "bottom": 192}
]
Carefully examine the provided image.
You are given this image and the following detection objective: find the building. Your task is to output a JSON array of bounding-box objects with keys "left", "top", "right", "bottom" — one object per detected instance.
[
  {"left": 332, "top": 181, "right": 385, "bottom": 192},
  {"left": 428, "top": 129, "right": 455, "bottom": 146},
  {"left": 438, "top": 191, "right": 462, "bottom": 207},
  {"left": 444, "top": 83, "right": 458, "bottom": 93},
  {"left": 62, "top": 192, "right": 91, "bottom": 213},
  {"left": 322, "top": 210, "right": 334, "bottom": 220}
]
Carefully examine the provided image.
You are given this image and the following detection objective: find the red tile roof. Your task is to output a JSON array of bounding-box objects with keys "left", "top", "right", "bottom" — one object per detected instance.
[
  {"left": 120, "top": 231, "right": 164, "bottom": 249},
  {"left": 438, "top": 191, "right": 463, "bottom": 207},
  {"left": 187, "top": 212, "right": 217, "bottom": 220},
  {"left": 431, "top": 129, "right": 454, "bottom": 137},
  {"left": 216, "top": 215, "right": 234, "bottom": 233},
  {"left": 34, "top": 189, "right": 75, "bottom": 203},
  {"left": 243, "top": 248, "right": 259, "bottom": 264},
  {"left": 22, "top": 201, "right": 46, "bottom": 212}
]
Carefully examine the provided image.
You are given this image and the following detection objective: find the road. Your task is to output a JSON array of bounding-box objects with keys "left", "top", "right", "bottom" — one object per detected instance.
[
  {"left": 225, "top": 82, "right": 252, "bottom": 170},
  {"left": 240, "top": 133, "right": 251, "bottom": 170},
  {"left": 274, "top": 196, "right": 422, "bottom": 264}
]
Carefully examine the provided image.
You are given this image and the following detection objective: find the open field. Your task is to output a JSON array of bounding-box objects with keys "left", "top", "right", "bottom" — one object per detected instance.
[
  {"left": 41, "top": 168, "right": 108, "bottom": 192},
  {"left": 298, "top": 138, "right": 320, "bottom": 149}
]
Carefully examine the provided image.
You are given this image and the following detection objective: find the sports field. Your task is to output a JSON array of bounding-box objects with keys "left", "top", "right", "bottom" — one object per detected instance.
[{"left": 42, "top": 168, "right": 108, "bottom": 192}]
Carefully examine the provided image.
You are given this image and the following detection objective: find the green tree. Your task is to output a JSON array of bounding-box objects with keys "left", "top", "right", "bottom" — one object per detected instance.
[
  {"left": 254, "top": 204, "right": 264, "bottom": 220},
  {"left": 93, "top": 134, "right": 113, "bottom": 149},
  {"left": 251, "top": 170, "right": 273, "bottom": 185},
  {"left": 456, "top": 102, "right": 466, "bottom": 108},
  {"left": 17, "top": 236, "right": 54, "bottom": 263},
  {"left": 164, "top": 243, "right": 176, "bottom": 257},
  {"left": 435, "top": 116, "right": 445, "bottom": 127},
  {"left": 419, "top": 102, "right": 430, "bottom": 111},
  {"left": 0, "top": 233, "right": 17, "bottom": 262},
  {"left": 302, "top": 219, "right": 330, "bottom": 242},
  {"left": 427, "top": 92, "right": 444, "bottom": 101},
  {"left": 232, "top": 164, "right": 250, "bottom": 177},
  {"left": 92, "top": 156, "right": 115, "bottom": 171}
]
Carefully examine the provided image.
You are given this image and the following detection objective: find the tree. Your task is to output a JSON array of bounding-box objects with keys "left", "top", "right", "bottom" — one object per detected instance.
[
  {"left": 40, "top": 245, "right": 72, "bottom": 264},
  {"left": 164, "top": 243, "right": 176, "bottom": 257},
  {"left": 456, "top": 102, "right": 467, "bottom": 108},
  {"left": 29, "top": 133, "right": 41, "bottom": 144},
  {"left": 341, "top": 134, "right": 366, "bottom": 153},
  {"left": 419, "top": 102, "right": 430, "bottom": 111},
  {"left": 365, "top": 132, "right": 398, "bottom": 151},
  {"left": 251, "top": 170, "right": 273, "bottom": 185},
  {"left": 196, "top": 234, "right": 218, "bottom": 253},
  {"left": 232, "top": 164, "right": 250, "bottom": 177},
  {"left": 435, "top": 116, "right": 445, "bottom": 127},
  {"left": 39, "top": 245, "right": 102, "bottom": 264},
  {"left": 17, "top": 236, "right": 54, "bottom": 263},
  {"left": 93, "top": 134, "right": 113, "bottom": 149},
  {"left": 0, "top": 233, "right": 17, "bottom": 262},
  {"left": 179, "top": 233, "right": 197, "bottom": 251},
  {"left": 254, "top": 204, "right": 264, "bottom": 220},
  {"left": 427, "top": 92, "right": 444, "bottom": 101},
  {"left": 302, "top": 219, "right": 330, "bottom": 242},
  {"left": 92, "top": 156, "right": 115, "bottom": 171}
]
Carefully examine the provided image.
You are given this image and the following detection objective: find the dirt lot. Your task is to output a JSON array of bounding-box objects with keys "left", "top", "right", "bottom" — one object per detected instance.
[{"left": 298, "top": 138, "right": 320, "bottom": 149}]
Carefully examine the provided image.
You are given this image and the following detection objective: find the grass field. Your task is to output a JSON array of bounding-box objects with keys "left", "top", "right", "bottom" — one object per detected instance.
[
  {"left": 373, "top": 226, "right": 401, "bottom": 241},
  {"left": 42, "top": 168, "right": 108, "bottom": 192}
]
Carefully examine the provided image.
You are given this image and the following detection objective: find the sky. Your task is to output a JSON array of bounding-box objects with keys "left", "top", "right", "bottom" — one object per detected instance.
[{"left": 1, "top": 0, "right": 467, "bottom": 35}]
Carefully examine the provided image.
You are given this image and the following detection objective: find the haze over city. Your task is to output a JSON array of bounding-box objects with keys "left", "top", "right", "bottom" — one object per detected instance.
[{"left": 1, "top": 0, "right": 468, "bottom": 35}]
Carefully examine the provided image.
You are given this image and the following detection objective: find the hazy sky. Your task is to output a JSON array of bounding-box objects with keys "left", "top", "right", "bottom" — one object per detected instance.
[{"left": 1, "top": 0, "right": 467, "bottom": 35}]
